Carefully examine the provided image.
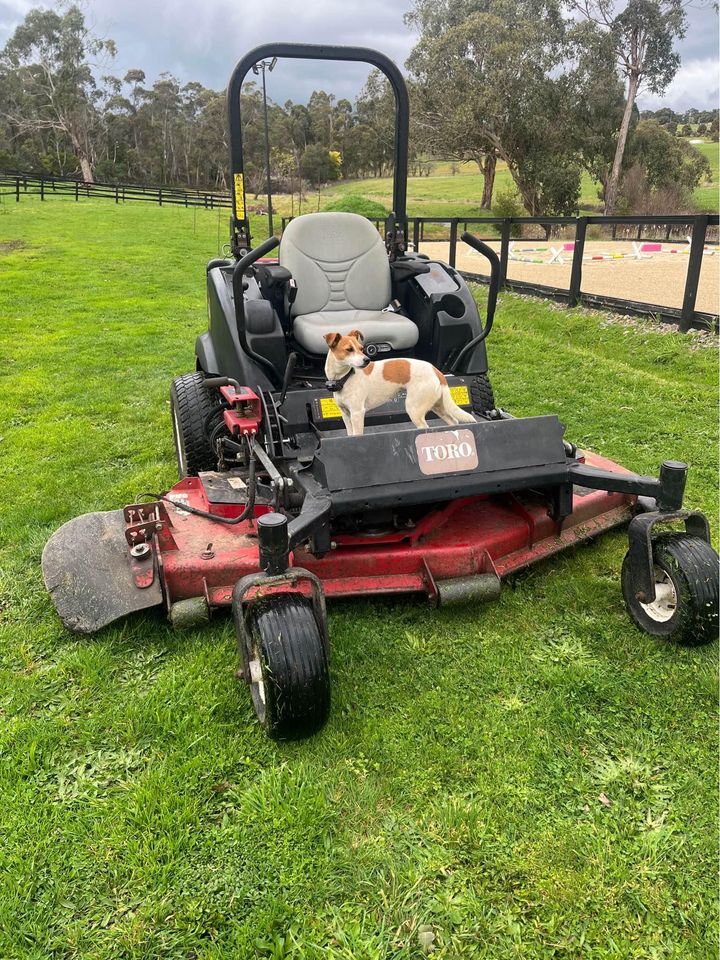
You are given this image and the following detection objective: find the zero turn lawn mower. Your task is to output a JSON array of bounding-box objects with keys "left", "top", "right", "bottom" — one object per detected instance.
[{"left": 43, "top": 44, "right": 719, "bottom": 740}]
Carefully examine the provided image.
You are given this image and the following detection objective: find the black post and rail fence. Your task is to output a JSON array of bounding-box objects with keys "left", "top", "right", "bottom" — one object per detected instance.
[
  {"left": 281, "top": 212, "right": 718, "bottom": 333},
  {"left": 0, "top": 171, "right": 232, "bottom": 211},
  {"left": 1, "top": 172, "right": 716, "bottom": 332}
]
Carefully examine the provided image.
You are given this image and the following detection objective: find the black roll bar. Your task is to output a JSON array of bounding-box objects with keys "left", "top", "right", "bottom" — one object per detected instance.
[{"left": 226, "top": 43, "right": 410, "bottom": 257}]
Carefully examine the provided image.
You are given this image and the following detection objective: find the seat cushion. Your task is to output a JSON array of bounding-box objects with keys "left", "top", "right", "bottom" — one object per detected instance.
[
  {"left": 293, "top": 309, "right": 419, "bottom": 355},
  {"left": 280, "top": 212, "right": 392, "bottom": 315}
]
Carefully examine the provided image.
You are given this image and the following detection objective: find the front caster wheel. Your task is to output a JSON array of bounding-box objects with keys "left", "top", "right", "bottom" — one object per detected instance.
[
  {"left": 236, "top": 594, "right": 330, "bottom": 740},
  {"left": 621, "top": 534, "right": 719, "bottom": 647}
]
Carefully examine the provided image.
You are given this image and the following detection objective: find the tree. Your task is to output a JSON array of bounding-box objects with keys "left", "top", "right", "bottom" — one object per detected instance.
[
  {"left": 572, "top": 0, "right": 687, "bottom": 214},
  {"left": 626, "top": 120, "right": 711, "bottom": 191},
  {"left": 565, "top": 22, "right": 633, "bottom": 202},
  {"left": 406, "top": 0, "right": 582, "bottom": 215},
  {"left": 301, "top": 144, "right": 339, "bottom": 185},
  {"left": 0, "top": 5, "right": 116, "bottom": 182}
]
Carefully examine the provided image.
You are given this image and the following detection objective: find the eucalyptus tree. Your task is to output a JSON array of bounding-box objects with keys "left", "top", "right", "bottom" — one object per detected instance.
[
  {"left": 571, "top": 0, "right": 687, "bottom": 213},
  {"left": 0, "top": 4, "right": 116, "bottom": 182},
  {"left": 405, "top": 0, "right": 583, "bottom": 215}
]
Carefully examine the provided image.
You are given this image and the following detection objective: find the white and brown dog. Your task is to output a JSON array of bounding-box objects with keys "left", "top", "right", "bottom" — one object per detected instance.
[{"left": 324, "top": 330, "right": 476, "bottom": 436}]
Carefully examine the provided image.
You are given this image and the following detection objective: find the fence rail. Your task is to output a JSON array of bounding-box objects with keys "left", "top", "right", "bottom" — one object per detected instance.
[
  {"left": 283, "top": 213, "right": 718, "bottom": 332},
  {"left": 0, "top": 172, "right": 232, "bottom": 210},
  {"left": 2, "top": 172, "right": 715, "bottom": 331}
]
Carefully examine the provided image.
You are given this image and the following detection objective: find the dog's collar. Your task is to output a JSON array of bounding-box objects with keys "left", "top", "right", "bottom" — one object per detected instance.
[{"left": 325, "top": 368, "right": 355, "bottom": 392}]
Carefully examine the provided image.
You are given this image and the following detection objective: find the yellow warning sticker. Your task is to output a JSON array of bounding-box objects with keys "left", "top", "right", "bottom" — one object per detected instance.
[
  {"left": 320, "top": 397, "right": 343, "bottom": 419},
  {"left": 233, "top": 173, "right": 245, "bottom": 219},
  {"left": 450, "top": 385, "right": 470, "bottom": 406}
]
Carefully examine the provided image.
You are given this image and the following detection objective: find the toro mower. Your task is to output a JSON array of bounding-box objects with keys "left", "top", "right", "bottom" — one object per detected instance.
[{"left": 43, "top": 44, "right": 718, "bottom": 740}]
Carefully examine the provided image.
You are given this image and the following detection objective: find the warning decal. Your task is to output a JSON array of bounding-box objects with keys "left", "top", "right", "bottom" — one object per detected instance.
[
  {"left": 450, "top": 385, "right": 470, "bottom": 406},
  {"left": 319, "top": 397, "right": 343, "bottom": 419},
  {"left": 233, "top": 173, "right": 245, "bottom": 219}
]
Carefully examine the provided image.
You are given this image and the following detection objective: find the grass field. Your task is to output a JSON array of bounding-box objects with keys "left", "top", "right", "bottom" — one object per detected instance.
[
  {"left": 306, "top": 144, "right": 718, "bottom": 221},
  {"left": 692, "top": 143, "right": 720, "bottom": 211},
  {"left": 0, "top": 198, "right": 718, "bottom": 959}
]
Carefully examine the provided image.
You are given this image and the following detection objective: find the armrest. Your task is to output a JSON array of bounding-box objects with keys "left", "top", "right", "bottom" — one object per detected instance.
[
  {"left": 255, "top": 263, "right": 297, "bottom": 322},
  {"left": 255, "top": 263, "right": 292, "bottom": 290}
]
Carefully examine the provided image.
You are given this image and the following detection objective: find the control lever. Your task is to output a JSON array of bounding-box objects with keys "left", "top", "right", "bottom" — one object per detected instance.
[
  {"left": 448, "top": 232, "right": 500, "bottom": 373},
  {"left": 278, "top": 353, "right": 298, "bottom": 407}
]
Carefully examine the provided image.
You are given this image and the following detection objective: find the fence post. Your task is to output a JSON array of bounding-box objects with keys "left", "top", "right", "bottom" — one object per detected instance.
[
  {"left": 15, "top": 178, "right": 20, "bottom": 203},
  {"left": 679, "top": 215, "right": 708, "bottom": 333},
  {"left": 75, "top": 181, "right": 79, "bottom": 202},
  {"left": 412, "top": 218, "right": 420, "bottom": 254},
  {"left": 115, "top": 185, "right": 119, "bottom": 204},
  {"left": 158, "top": 188, "right": 163, "bottom": 207},
  {"left": 40, "top": 179, "right": 44, "bottom": 201},
  {"left": 449, "top": 219, "right": 458, "bottom": 269},
  {"left": 499, "top": 220, "right": 511, "bottom": 287},
  {"left": 568, "top": 217, "right": 587, "bottom": 308}
]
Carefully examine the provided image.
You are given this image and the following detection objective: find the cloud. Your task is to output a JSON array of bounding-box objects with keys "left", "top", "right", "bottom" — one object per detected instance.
[
  {"left": 0, "top": 0, "right": 716, "bottom": 111},
  {"left": 638, "top": 58, "right": 720, "bottom": 113},
  {"left": 82, "top": 0, "right": 417, "bottom": 102}
]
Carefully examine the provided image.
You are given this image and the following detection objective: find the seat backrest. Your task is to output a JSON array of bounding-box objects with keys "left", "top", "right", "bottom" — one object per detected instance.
[{"left": 279, "top": 212, "right": 391, "bottom": 316}]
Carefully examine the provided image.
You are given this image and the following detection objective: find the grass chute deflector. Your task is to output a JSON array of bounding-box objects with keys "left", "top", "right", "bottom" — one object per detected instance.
[{"left": 42, "top": 43, "right": 718, "bottom": 741}]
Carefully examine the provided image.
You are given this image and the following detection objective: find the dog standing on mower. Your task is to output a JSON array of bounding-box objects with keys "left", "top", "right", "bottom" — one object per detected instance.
[
  {"left": 42, "top": 42, "right": 719, "bottom": 741},
  {"left": 324, "top": 330, "right": 477, "bottom": 436}
]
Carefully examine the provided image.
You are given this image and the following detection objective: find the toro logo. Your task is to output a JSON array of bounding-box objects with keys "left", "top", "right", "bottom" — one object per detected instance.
[{"left": 415, "top": 429, "right": 478, "bottom": 476}]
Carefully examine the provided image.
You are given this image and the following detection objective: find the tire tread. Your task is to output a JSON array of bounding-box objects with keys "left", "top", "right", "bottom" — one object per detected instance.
[{"left": 170, "top": 373, "right": 219, "bottom": 476}]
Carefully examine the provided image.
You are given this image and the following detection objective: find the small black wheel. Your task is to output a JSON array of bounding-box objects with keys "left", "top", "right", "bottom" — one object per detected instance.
[
  {"left": 169, "top": 372, "right": 220, "bottom": 477},
  {"left": 237, "top": 594, "right": 330, "bottom": 740},
  {"left": 470, "top": 373, "right": 495, "bottom": 414},
  {"left": 621, "top": 534, "right": 719, "bottom": 647}
]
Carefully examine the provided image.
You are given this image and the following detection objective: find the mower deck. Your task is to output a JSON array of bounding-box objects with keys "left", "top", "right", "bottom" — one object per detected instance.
[{"left": 42, "top": 448, "right": 633, "bottom": 633}]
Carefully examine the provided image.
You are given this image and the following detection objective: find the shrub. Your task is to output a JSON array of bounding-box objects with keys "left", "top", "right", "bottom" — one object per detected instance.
[
  {"left": 492, "top": 188, "right": 524, "bottom": 237},
  {"left": 617, "top": 164, "right": 697, "bottom": 216},
  {"left": 323, "top": 194, "right": 389, "bottom": 219}
]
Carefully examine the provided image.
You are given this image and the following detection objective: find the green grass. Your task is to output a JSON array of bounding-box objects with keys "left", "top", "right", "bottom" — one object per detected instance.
[
  {"left": 692, "top": 142, "right": 719, "bottom": 212},
  {"left": 308, "top": 149, "right": 718, "bottom": 221},
  {"left": 0, "top": 197, "right": 718, "bottom": 959}
]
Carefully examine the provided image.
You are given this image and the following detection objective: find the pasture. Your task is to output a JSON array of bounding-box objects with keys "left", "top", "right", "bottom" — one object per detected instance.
[
  {"left": 0, "top": 198, "right": 717, "bottom": 959},
  {"left": 306, "top": 145, "right": 720, "bottom": 219}
]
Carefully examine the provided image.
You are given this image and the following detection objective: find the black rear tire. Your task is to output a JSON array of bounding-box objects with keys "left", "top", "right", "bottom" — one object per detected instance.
[
  {"left": 470, "top": 373, "right": 495, "bottom": 414},
  {"left": 621, "top": 534, "right": 719, "bottom": 647},
  {"left": 170, "top": 373, "right": 220, "bottom": 477},
  {"left": 239, "top": 594, "right": 330, "bottom": 740}
]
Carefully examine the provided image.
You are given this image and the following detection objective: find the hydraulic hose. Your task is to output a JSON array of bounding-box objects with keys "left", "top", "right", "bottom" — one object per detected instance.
[{"left": 136, "top": 457, "right": 257, "bottom": 526}]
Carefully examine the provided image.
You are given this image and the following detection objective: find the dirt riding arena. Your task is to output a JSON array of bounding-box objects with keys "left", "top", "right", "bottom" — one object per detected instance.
[{"left": 418, "top": 239, "right": 719, "bottom": 316}]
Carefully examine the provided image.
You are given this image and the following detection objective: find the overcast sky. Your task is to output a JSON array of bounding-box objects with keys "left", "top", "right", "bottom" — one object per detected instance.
[{"left": 0, "top": 0, "right": 717, "bottom": 111}]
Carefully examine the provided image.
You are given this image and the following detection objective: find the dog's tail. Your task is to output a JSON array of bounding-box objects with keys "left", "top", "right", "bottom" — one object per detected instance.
[{"left": 438, "top": 384, "right": 476, "bottom": 424}]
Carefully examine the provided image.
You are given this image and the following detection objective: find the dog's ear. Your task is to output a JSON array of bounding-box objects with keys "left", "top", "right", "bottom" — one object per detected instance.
[
  {"left": 324, "top": 332, "right": 341, "bottom": 348},
  {"left": 348, "top": 329, "right": 364, "bottom": 344}
]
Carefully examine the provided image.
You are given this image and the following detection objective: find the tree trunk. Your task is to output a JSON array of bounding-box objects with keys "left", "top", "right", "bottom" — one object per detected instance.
[
  {"left": 480, "top": 151, "right": 496, "bottom": 209},
  {"left": 604, "top": 74, "right": 639, "bottom": 215},
  {"left": 79, "top": 155, "right": 94, "bottom": 183}
]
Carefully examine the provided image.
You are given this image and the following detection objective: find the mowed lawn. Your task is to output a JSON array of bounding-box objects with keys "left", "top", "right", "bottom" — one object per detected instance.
[{"left": 0, "top": 198, "right": 717, "bottom": 959}]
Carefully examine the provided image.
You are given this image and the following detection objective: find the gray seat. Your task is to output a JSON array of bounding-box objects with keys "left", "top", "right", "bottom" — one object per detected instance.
[{"left": 279, "top": 212, "right": 419, "bottom": 355}]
